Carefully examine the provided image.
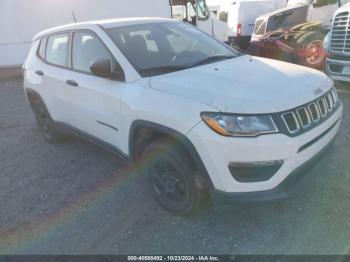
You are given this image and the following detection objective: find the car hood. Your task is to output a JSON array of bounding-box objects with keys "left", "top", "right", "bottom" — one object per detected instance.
[{"left": 149, "top": 55, "right": 333, "bottom": 114}]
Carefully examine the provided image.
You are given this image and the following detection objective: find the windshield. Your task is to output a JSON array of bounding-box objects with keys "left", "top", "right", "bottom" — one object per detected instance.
[
  {"left": 107, "top": 22, "right": 238, "bottom": 77},
  {"left": 266, "top": 6, "right": 308, "bottom": 32}
]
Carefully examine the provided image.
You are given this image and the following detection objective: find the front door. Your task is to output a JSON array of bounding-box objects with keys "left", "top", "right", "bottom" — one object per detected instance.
[{"left": 65, "top": 31, "right": 125, "bottom": 149}]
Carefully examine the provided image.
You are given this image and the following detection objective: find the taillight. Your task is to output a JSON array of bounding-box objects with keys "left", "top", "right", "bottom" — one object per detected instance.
[{"left": 237, "top": 23, "right": 242, "bottom": 38}]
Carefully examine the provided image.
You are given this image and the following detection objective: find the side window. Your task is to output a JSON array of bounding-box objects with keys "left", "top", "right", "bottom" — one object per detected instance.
[
  {"left": 46, "top": 34, "right": 69, "bottom": 67},
  {"left": 37, "top": 37, "right": 47, "bottom": 60},
  {"left": 196, "top": 0, "right": 210, "bottom": 20},
  {"left": 171, "top": 6, "right": 187, "bottom": 20},
  {"left": 315, "top": 0, "right": 337, "bottom": 7},
  {"left": 72, "top": 32, "right": 117, "bottom": 74}
]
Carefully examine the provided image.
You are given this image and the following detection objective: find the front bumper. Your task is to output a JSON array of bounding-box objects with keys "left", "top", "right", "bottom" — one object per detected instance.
[
  {"left": 326, "top": 57, "right": 350, "bottom": 82},
  {"left": 211, "top": 133, "right": 335, "bottom": 204},
  {"left": 187, "top": 104, "right": 343, "bottom": 196}
]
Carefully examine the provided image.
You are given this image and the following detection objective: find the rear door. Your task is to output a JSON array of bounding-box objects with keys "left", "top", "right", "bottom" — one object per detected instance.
[
  {"left": 39, "top": 33, "right": 72, "bottom": 123},
  {"left": 64, "top": 30, "right": 125, "bottom": 149}
]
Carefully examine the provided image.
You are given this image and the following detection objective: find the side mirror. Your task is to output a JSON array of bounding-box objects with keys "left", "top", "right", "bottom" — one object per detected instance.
[
  {"left": 90, "top": 59, "right": 112, "bottom": 77},
  {"left": 90, "top": 59, "right": 124, "bottom": 81}
]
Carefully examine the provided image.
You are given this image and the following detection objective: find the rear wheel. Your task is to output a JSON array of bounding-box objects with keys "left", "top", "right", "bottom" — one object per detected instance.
[
  {"left": 142, "top": 139, "right": 207, "bottom": 216},
  {"left": 31, "top": 99, "right": 63, "bottom": 143},
  {"left": 295, "top": 31, "right": 326, "bottom": 70}
]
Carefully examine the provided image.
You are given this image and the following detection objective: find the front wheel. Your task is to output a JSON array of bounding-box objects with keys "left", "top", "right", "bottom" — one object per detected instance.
[
  {"left": 142, "top": 139, "right": 207, "bottom": 216},
  {"left": 295, "top": 31, "right": 326, "bottom": 70}
]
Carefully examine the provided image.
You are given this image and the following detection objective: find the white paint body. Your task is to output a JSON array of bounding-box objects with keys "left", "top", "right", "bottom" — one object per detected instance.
[
  {"left": 24, "top": 19, "right": 342, "bottom": 194},
  {"left": 0, "top": 0, "right": 228, "bottom": 67}
]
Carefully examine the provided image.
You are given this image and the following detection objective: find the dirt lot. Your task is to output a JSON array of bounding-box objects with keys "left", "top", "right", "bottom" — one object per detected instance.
[{"left": 1, "top": 77, "right": 350, "bottom": 255}]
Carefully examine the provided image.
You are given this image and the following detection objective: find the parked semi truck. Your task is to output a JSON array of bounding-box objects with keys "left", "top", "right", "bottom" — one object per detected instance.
[
  {"left": 0, "top": 0, "right": 229, "bottom": 67},
  {"left": 324, "top": 0, "right": 350, "bottom": 81},
  {"left": 249, "top": 0, "right": 340, "bottom": 69}
]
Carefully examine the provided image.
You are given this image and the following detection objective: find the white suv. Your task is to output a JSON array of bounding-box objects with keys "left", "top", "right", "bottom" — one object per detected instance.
[{"left": 24, "top": 18, "right": 343, "bottom": 215}]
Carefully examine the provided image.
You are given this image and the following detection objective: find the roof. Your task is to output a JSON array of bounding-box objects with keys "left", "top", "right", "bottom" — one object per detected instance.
[{"left": 33, "top": 17, "right": 175, "bottom": 40}]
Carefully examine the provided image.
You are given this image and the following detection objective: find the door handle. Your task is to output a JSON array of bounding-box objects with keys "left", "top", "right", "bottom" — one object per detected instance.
[
  {"left": 35, "top": 70, "right": 44, "bottom": 76},
  {"left": 66, "top": 80, "right": 79, "bottom": 87}
]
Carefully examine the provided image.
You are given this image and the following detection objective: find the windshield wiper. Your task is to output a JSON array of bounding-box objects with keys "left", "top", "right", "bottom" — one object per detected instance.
[
  {"left": 189, "top": 55, "right": 235, "bottom": 67},
  {"left": 138, "top": 56, "right": 235, "bottom": 76},
  {"left": 139, "top": 66, "right": 189, "bottom": 77}
]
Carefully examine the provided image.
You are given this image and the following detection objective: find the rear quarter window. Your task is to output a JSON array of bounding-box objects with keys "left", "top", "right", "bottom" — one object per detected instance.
[{"left": 37, "top": 37, "right": 47, "bottom": 60}]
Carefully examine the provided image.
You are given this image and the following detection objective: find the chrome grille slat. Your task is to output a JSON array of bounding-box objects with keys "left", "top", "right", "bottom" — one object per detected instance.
[
  {"left": 318, "top": 98, "right": 328, "bottom": 117},
  {"left": 296, "top": 107, "right": 312, "bottom": 128},
  {"left": 281, "top": 88, "right": 339, "bottom": 135},
  {"left": 282, "top": 112, "right": 300, "bottom": 134},
  {"left": 326, "top": 93, "right": 334, "bottom": 111},
  {"left": 308, "top": 103, "right": 321, "bottom": 122},
  {"left": 330, "top": 12, "right": 350, "bottom": 53}
]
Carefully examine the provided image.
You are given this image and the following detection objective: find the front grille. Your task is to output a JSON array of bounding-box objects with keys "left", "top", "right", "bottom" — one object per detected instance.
[
  {"left": 330, "top": 12, "right": 350, "bottom": 53},
  {"left": 280, "top": 88, "right": 339, "bottom": 136}
]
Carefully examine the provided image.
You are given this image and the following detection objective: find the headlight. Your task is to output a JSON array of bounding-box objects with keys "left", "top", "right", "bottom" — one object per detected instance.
[
  {"left": 201, "top": 112, "right": 278, "bottom": 137},
  {"left": 323, "top": 32, "right": 330, "bottom": 52}
]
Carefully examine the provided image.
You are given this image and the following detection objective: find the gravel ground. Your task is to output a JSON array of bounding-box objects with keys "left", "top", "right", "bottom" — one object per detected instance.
[{"left": 0, "top": 77, "right": 350, "bottom": 255}]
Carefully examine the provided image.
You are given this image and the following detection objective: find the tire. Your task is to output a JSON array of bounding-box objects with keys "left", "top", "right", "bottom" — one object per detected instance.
[
  {"left": 295, "top": 31, "right": 326, "bottom": 70},
  {"left": 142, "top": 138, "right": 207, "bottom": 216},
  {"left": 237, "top": 37, "right": 250, "bottom": 50},
  {"left": 31, "top": 98, "right": 64, "bottom": 143}
]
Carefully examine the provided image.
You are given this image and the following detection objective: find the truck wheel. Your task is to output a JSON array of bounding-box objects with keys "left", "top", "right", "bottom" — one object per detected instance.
[
  {"left": 237, "top": 37, "right": 250, "bottom": 50},
  {"left": 142, "top": 138, "right": 207, "bottom": 216},
  {"left": 32, "top": 99, "right": 64, "bottom": 143},
  {"left": 295, "top": 31, "right": 326, "bottom": 70}
]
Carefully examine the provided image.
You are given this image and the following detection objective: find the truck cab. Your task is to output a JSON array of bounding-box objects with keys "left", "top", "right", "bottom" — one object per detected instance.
[
  {"left": 325, "top": 0, "right": 350, "bottom": 81},
  {"left": 251, "top": 0, "right": 339, "bottom": 42},
  {"left": 170, "top": 0, "right": 230, "bottom": 43},
  {"left": 250, "top": 0, "right": 340, "bottom": 69}
]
